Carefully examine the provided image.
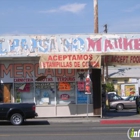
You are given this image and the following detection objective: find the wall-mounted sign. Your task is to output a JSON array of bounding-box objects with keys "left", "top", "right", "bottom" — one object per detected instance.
[
  {"left": 105, "top": 55, "right": 140, "bottom": 66},
  {"left": 39, "top": 54, "right": 101, "bottom": 69},
  {"left": 77, "top": 82, "right": 85, "bottom": 91},
  {"left": 1, "top": 34, "right": 140, "bottom": 57},
  {"left": 60, "top": 94, "right": 70, "bottom": 100},
  {"left": 58, "top": 82, "right": 71, "bottom": 91}
]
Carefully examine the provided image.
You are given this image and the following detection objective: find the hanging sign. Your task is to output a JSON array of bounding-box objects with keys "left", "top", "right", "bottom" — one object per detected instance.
[
  {"left": 39, "top": 53, "right": 101, "bottom": 69},
  {"left": 58, "top": 82, "right": 71, "bottom": 91},
  {"left": 85, "top": 71, "right": 91, "bottom": 94}
]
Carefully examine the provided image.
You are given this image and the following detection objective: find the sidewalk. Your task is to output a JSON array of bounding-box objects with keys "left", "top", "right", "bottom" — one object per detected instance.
[
  {"left": 33, "top": 110, "right": 140, "bottom": 124},
  {"left": 34, "top": 116, "right": 101, "bottom": 123}
]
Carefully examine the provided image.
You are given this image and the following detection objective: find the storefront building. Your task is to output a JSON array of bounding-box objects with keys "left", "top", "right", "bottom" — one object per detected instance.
[{"left": 0, "top": 34, "right": 140, "bottom": 117}]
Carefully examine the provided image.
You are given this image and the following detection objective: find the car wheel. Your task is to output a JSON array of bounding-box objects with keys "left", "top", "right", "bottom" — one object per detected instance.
[
  {"left": 10, "top": 113, "right": 23, "bottom": 125},
  {"left": 116, "top": 104, "right": 124, "bottom": 110}
]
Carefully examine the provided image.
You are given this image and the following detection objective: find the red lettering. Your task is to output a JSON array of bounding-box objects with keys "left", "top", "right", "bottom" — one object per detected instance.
[
  {"left": 123, "top": 38, "right": 133, "bottom": 50},
  {"left": 84, "top": 55, "right": 88, "bottom": 60},
  {"left": 48, "top": 56, "right": 53, "bottom": 61},
  {"left": 53, "top": 55, "right": 57, "bottom": 61},
  {"left": 24, "top": 64, "right": 33, "bottom": 78},
  {"left": 87, "top": 38, "right": 101, "bottom": 51},
  {"left": 34, "top": 63, "right": 43, "bottom": 77},
  {"left": 44, "top": 69, "right": 54, "bottom": 77},
  {"left": 72, "top": 55, "right": 76, "bottom": 60},
  {"left": 105, "top": 39, "right": 113, "bottom": 51},
  {"left": 65, "top": 69, "right": 75, "bottom": 77},
  {"left": 118, "top": 38, "right": 123, "bottom": 49},
  {"left": 55, "top": 69, "right": 64, "bottom": 77},
  {"left": 14, "top": 64, "right": 23, "bottom": 78},
  {"left": 0, "top": 64, "right": 13, "bottom": 78},
  {"left": 134, "top": 39, "right": 140, "bottom": 50}
]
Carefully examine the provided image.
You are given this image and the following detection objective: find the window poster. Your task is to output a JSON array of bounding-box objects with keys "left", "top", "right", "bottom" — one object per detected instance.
[
  {"left": 77, "top": 81, "right": 85, "bottom": 91},
  {"left": 58, "top": 82, "right": 71, "bottom": 91},
  {"left": 57, "top": 82, "right": 75, "bottom": 104},
  {"left": 125, "top": 85, "right": 136, "bottom": 96},
  {"left": 35, "top": 83, "right": 55, "bottom": 105},
  {"left": 14, "top": 83, "right": 34, "bottom": 103},
  {"left": 77, "top": 90, "right": 88, "bottom": 104}
]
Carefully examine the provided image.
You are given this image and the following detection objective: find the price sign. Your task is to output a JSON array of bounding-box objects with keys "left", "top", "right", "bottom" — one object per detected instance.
[{"left": 58, "top": 82, "right": 71, "bottom": 91}]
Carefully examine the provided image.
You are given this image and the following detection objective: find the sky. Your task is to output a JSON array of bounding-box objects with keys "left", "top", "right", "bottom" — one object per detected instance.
[{"left": 0, "top": 0, "right": 140, "bottom": 35}]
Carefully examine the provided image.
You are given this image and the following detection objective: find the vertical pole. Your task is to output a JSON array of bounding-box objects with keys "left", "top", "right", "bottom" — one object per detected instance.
[
  {"left": 33, "top": 61, "right": 36, "bottom": 103},
  {"left": 94, "top": 0, "right": 98, "bottom": 33},
  {"left": 106, "top": 62, "right": 108, "bottom": 82},
  {"left": 87, "top": 94, "right": 89, "bottom": 118}
]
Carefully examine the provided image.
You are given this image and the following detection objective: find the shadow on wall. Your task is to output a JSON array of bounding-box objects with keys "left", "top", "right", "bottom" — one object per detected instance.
[{"left": 62, "top": 104, "right": 94, "bottom": 116}]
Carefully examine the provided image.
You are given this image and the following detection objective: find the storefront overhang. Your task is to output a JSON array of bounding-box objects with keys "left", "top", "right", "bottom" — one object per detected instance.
[{"left": 39, "top": 53, "right": 101, "bottom": 69}]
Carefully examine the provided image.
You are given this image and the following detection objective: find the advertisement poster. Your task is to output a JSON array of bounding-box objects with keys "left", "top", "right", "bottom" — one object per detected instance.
[
  {"left": 125, "top": 85, "right": 135, "bottom": 96},
  {"left": 77, "top": 90, "right": 88, "bottom": 104},
  {"left": 77, "top": 81, "right": 85, "bottom": 91}
]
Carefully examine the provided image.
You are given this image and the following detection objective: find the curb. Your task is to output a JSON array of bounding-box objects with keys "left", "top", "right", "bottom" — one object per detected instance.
[
  {"left": 100, "top": 119, "right": 140, "bottom": 124},
  {"left": 29, "top": 118, "right": 100, "bottom": 123}
]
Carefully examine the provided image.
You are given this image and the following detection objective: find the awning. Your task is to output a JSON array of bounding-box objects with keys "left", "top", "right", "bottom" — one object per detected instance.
[{"left": 39, "top": 53, "right": 101, "bottom": 69}]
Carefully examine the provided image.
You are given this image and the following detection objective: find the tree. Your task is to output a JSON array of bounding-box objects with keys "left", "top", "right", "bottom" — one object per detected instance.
[{"left": 105, "top": 82, "right": 115, "bottom": 92}]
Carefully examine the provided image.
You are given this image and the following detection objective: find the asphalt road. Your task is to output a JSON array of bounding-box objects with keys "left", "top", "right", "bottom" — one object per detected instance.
[{"left": 0, "top": 120, "right": 139, "bottom": 140}]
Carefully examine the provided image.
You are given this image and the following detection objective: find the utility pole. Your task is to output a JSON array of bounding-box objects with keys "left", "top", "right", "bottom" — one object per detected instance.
[
  {"left": 103, "top": 24, "right": 108, "bottom": 82},
  {"left": 94, "top": 0, "right": 98, "bottom": 33}
]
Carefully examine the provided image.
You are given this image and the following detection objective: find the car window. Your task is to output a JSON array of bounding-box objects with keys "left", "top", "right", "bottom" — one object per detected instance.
[
  {"left": 112, "top": 95, "right": 122, "bottom": 100},
  {"left": 129, "top": 96, "right": 135, "bottom": 101},
  {"left": 125, "top": 96, "right": 135, "bottom": 101}
]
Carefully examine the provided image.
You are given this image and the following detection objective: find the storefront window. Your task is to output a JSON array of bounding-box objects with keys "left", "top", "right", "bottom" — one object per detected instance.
[
  {"left": 77, "top": 90, "right": 93, "bottom": 104},
  {"left": 56, "top": 82, "right": 76, "bottom": 104},
  {"left": 14, "top": 83, "right": 34, "bottom": 103},
  {"left": 35, "top": 83, "right": 55, "bottom": 105}
]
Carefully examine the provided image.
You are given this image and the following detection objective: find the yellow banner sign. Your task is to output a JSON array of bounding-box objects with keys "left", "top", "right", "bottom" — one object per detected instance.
[{"left": 39, "top": 54, "right": 101, "bottom": 69}]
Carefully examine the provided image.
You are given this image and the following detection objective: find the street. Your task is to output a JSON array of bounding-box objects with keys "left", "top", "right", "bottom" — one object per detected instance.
[{"left": 0, "top": 120, "right": 139, "bottom": 140}]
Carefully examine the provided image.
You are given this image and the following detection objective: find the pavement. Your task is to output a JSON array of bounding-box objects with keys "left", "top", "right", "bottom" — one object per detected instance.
[{"left": 32, "top": 109, "right": 140, "bottom": 124}]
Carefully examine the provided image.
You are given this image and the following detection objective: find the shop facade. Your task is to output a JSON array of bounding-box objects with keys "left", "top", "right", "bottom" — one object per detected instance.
[{"left": 1, "top": 34, "right": 140, "bottom": 117}]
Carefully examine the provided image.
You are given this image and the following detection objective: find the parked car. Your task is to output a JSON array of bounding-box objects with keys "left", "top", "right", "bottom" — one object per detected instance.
[
  {"left": 0, "top": 103, "right": 38, "bottom": 125},
  {"left": 107, "top": 93, "right": 124, "bottom": 102},
  {"left": 108, "top": 91, "right": 117, "bottom": 95},
  {"left": 109, "top": 95, "right": 138, "bottom": 110}
]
